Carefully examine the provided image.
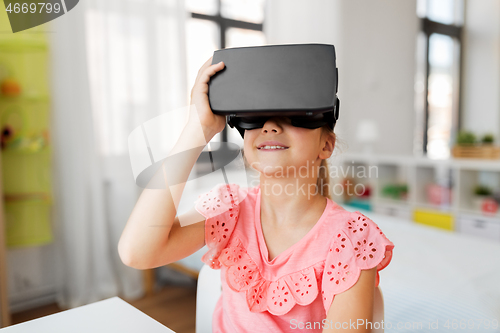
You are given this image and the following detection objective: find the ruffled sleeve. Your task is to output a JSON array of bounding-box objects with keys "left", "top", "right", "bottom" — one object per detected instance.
[
  {"left": 321, "top": 211, "right": 394, "bottom": 314},
  {"left": 194, "top": 183, "right": 241, "bottom": 269}
]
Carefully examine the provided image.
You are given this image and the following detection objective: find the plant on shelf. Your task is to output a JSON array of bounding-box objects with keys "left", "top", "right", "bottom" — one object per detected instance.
[
  {"left": 381, "top": 183, "right": 408, "bottom": 200},
  {"left": 452, "top": 131, "right": 500, "bottom": 159},
  {"left": 456, "top": 131, "right": 476, "bottom": 146},
  {"left": 472, "top": 185, "right": 493, "bottom": 211},
  {"left": 481, "top": 133, "right": 495, "bottom": 145},
  {"left": 474, "top": 185, "right": 492, "bottom": 196}
]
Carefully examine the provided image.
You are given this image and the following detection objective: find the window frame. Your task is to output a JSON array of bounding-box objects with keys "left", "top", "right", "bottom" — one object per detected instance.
[
  {"left": 420, "top": 17, "right": 463, "bottom": 155},
  {"left": 188, "top": 0, "right": 265, "bottom": 143}
]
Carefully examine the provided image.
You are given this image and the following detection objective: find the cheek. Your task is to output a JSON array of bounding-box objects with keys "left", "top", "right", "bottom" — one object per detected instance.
[
  {"left": 242, "top": 131, "right": 257, "bottom": 160},
  {"left": 290, "top": 128, "right": 320, "bottom": 150},
  {"left": 243, "top": 130, "right": 257, "bottom": 148}
]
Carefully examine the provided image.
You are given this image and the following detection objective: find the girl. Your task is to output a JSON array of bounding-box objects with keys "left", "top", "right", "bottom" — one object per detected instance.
[{"left": 118, "top": 55, "right": 395, "bottom": 333}]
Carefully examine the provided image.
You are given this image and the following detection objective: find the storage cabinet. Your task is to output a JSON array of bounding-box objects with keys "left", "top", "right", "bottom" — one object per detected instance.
[
  {"left": 331, "top": 153, "right": 500, "bottom": 242},
  {"left": 0, "top": 19, "right": 54, "bottom": 324},
  {"left": 456, "top": 214, "right": 500, "bottom": 241}
]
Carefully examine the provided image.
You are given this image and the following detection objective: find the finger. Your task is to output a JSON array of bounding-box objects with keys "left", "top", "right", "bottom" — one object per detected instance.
[
  {"left": 196, "top": 60, "right": 223, "bottom": 85},
  {"left": 203, "top": 56, "right": 214, "bottom": 68},
  {"left": 195, "top": 56, "right": 214, "bottom": 82},
  {"left": 198, "top": 61, "right": 225, "bottom": 85}
]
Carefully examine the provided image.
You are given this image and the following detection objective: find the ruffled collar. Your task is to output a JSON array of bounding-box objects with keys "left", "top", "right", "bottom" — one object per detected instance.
[{"left": 219, "top": 237, "right": 324, "bottom": 316}]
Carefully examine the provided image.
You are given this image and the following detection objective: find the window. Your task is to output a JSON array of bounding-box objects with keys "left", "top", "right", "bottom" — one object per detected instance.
[
  {"left": 415, "top": 0, "right": 464, "bottom": 159},
  {"left": 185, "top": 0, "right": 266, "bottom": 147},
  {"left": 85, "top": 0, "right": 187, "bottom": 156}
]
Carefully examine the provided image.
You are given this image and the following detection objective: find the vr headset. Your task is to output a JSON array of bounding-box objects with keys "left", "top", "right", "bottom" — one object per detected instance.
[{"left": 208, "top": 43, "right": 340, "bottom": 138}]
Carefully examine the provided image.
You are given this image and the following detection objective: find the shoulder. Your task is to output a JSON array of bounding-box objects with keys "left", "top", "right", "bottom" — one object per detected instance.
[
  {"left": 195, "top": 183, "right": 255, "bottom": 269},
  {"left": 323, "top": 208, "right": 394, "bottom": 268},
  {"left": 323, "top": 205, "right": 392, "bottom": 247},
  {"left": 344, "top": 211, "right": 394, "bottom": 263},
  {"left": 320, "top": 208, "right": 395, "bottom": 313},
  {"left": 194, "top": 183, "right": 253, "bottom": 219}
]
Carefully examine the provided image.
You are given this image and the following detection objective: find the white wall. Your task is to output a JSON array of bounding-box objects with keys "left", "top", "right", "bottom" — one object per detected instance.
[
  {"left": 336, "top": 0, "right": 419, "bottom": 155},
  {"left": 265, "top": 0, "right": 500, "bottom": 155},
  {"left": 461, "top": 0, "right": 500, "bottom": 140},
  {"left": 265, "top": 0, "right": 419, "bottom": 155},
  {"left": 265, "top": 0, "right": 342, "bottom": 45}
]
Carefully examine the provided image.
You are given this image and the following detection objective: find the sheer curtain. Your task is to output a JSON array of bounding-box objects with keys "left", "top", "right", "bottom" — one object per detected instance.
[{"left": 50, "top": 0, "right": 188, "bottom": 308}]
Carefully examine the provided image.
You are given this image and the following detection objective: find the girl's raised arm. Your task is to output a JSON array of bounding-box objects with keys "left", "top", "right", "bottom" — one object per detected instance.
[{"left": 118, "top": 57, "right": 226, "bottom": 270}]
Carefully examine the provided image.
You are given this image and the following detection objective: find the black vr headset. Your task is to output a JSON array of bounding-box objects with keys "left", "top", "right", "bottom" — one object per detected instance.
[{"left": 207, "top": 43, "right": 340, "bottom": 139}]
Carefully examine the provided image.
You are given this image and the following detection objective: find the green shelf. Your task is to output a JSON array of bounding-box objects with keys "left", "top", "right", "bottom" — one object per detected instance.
[
  {"left": 4, "top": 198, "right": 52, "bottom": 248},
  {"left": 0, "top": 38, "right": 48, "bottom": 52},
  {"left": 0, "top": 94, "right": 50, "bottom": 102},
  {"left": 2, "top": 146, "right": 52, "bottom": 195},
  {"left": 0, "top": 14, "right": 52, "bottom": 248},
  {"left": 1, "top": 145, "right": 51, "bottom": 155}
]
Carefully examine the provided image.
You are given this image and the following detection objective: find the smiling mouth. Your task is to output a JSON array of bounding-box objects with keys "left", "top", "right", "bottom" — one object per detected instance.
[{"left": 257, "top": 145, "right": 289, "bottom": 150}]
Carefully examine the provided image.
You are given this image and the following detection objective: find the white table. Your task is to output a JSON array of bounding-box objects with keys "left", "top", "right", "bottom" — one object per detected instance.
[{"left": 0, "top": 297, "right": 175, "bottom": 333}]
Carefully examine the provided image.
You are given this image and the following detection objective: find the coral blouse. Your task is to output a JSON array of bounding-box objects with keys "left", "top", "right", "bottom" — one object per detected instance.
[{"left": 194, "top": 183, "right": 394, "bottom": 333}]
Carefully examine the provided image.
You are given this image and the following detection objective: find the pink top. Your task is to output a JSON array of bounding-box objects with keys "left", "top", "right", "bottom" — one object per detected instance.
[{"left": 194, "top": 183, "right": 395, "bottom": 333}]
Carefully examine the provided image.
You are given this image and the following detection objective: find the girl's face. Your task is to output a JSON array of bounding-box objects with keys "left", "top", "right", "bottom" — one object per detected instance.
[{"left": 243, "top": 116, "right": 334, "bottom": 177}]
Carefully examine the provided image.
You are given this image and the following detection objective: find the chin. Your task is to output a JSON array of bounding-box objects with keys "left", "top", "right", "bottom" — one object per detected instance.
[{"left": 259, "top": 164, "right": 288, "bottom": 177}]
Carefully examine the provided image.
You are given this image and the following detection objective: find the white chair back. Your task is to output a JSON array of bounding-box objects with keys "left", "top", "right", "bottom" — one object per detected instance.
[
  {"left": 196, "top": 265, "right": 385, "bottom": 333},
  {"left": 196, "top": 265, "right": 222, "bottom": 333}
]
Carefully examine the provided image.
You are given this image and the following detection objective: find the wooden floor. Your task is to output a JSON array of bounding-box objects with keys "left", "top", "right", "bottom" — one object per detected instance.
[{"left": 10, "top": 285, "right": 197, "bottom": 333}]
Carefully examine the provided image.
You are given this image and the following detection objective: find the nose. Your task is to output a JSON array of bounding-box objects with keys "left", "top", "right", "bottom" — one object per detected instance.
[{"left": 261, "top": 117, "right": 284, "bottom": 134}]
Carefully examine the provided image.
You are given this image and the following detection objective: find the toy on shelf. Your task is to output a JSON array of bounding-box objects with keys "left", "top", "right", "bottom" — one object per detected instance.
[
  {"left": 481, "top": 198, "right": 498, "bottom": 214},
  {"left": 1, "top": 128, "right": 48, "bottom": 152},
  {"left": 427, "top": 183, "right": 452, "bottom": 206},
  {"left": 342, "top": 177, "right": 372, "bottom": 211},
  {"left": 0, "top": 103, "right": 49, "bottom": 152},
  {"left": 0, "top": 124, "right": 13, "bottom": 149},
  {"left": 381, "top": 183, "right": 408, "bottom": 201},
  {"left": 0, "top": 77, "right": 21, "bottom": 97}
]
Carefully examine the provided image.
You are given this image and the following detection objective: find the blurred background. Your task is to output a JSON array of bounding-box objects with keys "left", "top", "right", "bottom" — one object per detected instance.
[{"left": 0, "top": 0, "right": 499, "bottom": 332}]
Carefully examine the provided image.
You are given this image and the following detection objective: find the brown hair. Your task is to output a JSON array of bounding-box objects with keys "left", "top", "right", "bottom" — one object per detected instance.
[{"left": 316, "top": 126, "right": 335, "bottom": 200}]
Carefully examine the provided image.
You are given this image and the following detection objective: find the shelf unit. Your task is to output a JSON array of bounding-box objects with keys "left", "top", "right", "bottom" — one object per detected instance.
[
  {"left": 330, "top": 153, "right": 500, "bottom": 242},
  {"left": 0, "top": 152, "right": 9, "bottom": 327},
  {"left": 0, "top": 18, "right": 53, "bottom": 325}
]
